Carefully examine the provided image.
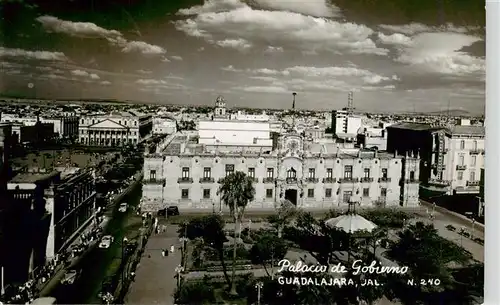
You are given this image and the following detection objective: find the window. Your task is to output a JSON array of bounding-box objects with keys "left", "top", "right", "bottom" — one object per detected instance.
[
  {"left": 343, "top": 191, "right": 352, "bottom": 203},
  {"left": 459, "top": 155, "right": 465, "bottom": 166},
  {"left": 363, "top": 188, "right": 369, "bottom": 197},
  {"left": 344, "top": 166, "right": 353, "bottom": 179},
  {"left": 308, "top": 168, "right": 316, "bottom": 178},
  {"left": 182, "top": 167, "right": 190, "bottom": 178},
  {"left": 287, "top": 168, "right": 297, "bottom": 179},
  {"left": 326, "top": 168, "right": 333, "bottom": 178},
  {"left": 266, "top": 189, "right": 273, "bottom": 198},
  {"left": 203, "top": 167, "right": 211, "bottom": 178},
  {"left": 409, "top": 171, "right": 415, "bottom": 180},
  {"left": 267, "top": 168, "right": 274, "bottom": 178},
  {"left": 460, "top": 140, "right": 465, "bottom": 150},
  {"left": 149, "top": 170, "right": 156, "bottom": 180},
  {"left": 382, "top": 168, "right": 388, "bottom": 178},
  {"left": 203, "top": 189, "right": 210, "bottom": 199},
  {"left": 248, "top": 168, "right": 255, "bottom": 178},
  {"left": 181, "top": 189, "right": 189, "bottom": 199},
  {"left": 473, "top": 140, "right": 478, "bottom": 150},
  {"left": 381, "top": 188, "right": 387, "bottom": 197},
  {"left": 471, "top": 156, "right": 477, "bottom": 166},
  {"left": 307, "top": 189, "right": 314, "bottom": 198},
  {"left": 364, "top": 168, "right": 370, "bottom": 178},
  {"left": 458, "top": 171, "right": 463, "bottom": 181},
  {"left": 225, "top": 164, "right": 234, "bottom": 176},
  {"left": 325, "top": 188, "right": 332, "bottom": 198},
  {"left": 470, "top": 171, "right": 476, "bottom": 182}
]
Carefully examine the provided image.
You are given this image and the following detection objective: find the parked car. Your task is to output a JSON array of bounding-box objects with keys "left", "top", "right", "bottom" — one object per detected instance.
[
  {"left": 99, "top": 235, "right": 114, "bottom": 249},
  {"left": 445, "top": 224, "right": 456, "bottom": 232},
  {"left": 118, "top": 203, "right": 128, "bottom": 213},
  {"left": 167, "top": 206, "right": 180, "bottom": 216},
  {"left": 61, "top": 269, "right": 81, "bottom": 285}
]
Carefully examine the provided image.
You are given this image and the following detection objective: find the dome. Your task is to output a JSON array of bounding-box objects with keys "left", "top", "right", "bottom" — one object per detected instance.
[{"left": 324, "top": 214, "right": 377, "bottom": 233}]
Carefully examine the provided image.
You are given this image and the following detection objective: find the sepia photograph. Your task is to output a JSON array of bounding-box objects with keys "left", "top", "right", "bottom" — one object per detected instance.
[{"left": 0, "top": 0, "right": 486, "bottom": 304}]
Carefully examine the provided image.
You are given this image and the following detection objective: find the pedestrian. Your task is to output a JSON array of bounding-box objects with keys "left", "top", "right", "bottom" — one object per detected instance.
[
  {"left": 161, "top": 249, "right": 166, "bottom": 257},
  {"left": 170, "top": 245, "right": 175, "bottom": 253}
]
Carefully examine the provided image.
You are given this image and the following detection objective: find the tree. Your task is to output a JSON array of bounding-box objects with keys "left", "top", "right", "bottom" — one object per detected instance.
[
  {"left": 386, "top": 222, "right": 473, "bottom": 304},
  {"left": 250, "top": 231, "right": 289, "bottom": 277},
  {"left": 178, "top": 215, "right": 231, "bottom": 286},
  {"left": 268, "top": 199, "right": 297, "bottom": 238},
  {"left": 217, "top": 171, "right": 255, "bottom": 295}
]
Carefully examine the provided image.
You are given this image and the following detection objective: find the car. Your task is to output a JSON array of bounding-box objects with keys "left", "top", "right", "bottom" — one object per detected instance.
[
  {"left": 167, "top": 206, "right": 180, "bottom": 216},
  {"left": 157, "top": 208, "right": 167, "bottom": 217},
  {"left": 118, "top": 203, "right": 128, "bottom": 213},
  {"left": 61, "top": 269, "right": 81, "bottom": 285},
  {"left": 99, "top": 235, "right": 114, "bottom": 249}
]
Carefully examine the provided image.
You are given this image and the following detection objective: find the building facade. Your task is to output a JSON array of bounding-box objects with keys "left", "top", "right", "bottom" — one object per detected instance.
[
  {"left": 141, "top": 130, "right": 420, "bottom": 212},
  {"left": 78, "top": 111, "right": 152, "bottom": 146},
  {"left": 1, "top": 113, "right": 79, "bottom": 139},
  {"left": 153, "top": 117, "right": 177, "bottom": 135},
  {"left": 4, "top": 168, "right": 96, "bottom": 284},
  {"left": 387, "top": 123, "right": 485, "bottom": 195},
  {"left": 331, "top": 110, "right": 362, "bottom": 140}
]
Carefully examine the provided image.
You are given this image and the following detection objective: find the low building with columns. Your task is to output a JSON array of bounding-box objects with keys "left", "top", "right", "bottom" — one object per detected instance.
[
  {"left": 78, "top": 111, "right": 152, "bottom": 146},
  {"left": 141, "top": 98, "right": 420, "bottom": 212}
]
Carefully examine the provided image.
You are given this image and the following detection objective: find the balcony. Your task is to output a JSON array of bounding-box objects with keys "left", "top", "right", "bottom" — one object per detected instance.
[
  {"left": 378, "top": 177, "right": 391, "bottom": 183},
  {"left": 286, "top": 177, "right": 298, "bottom": 184},
  {"left": 305, "top": 177, "right": 319, "bottom": 183},
  {"left": 360, "top": 177, "right": 374, "bottom": 183},
  {"left": 199, "top": 177, "right": 215, "bottom": 183},
  {"left": 470, "top": 149, "right": 484, "bottom": 155},
  {"left": 466, "top": 181, "right": 480, "bottom": 187},
  {"left": 456, "top": 165, "right": 467, "bottom": 171},
  {"left": 262, "top": 177, "right": 275, "bottom": 184},
  {"left": 249, "top": 177, "right": 259, "bottom": 183},
  {"left": 322, "top": 177, "right": 336, "bottom": 183},
  {"left": 428, "top": 179, "right": 451, "bottom": 187},
  {"left": 338, "top": 178, "right": 359, "bottom": 183},
  {"left": 142, "top": 178, "right": 165, "bottom": 185},
  {"left": 177, "top": 177, "right": 193, "bottom": 184},
  {"left": 404, "top": 179, "right": 419, "bottom": 184}
]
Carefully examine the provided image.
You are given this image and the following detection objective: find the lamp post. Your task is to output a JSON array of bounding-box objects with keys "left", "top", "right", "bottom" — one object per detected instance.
[
  {"left": 255, "top": 281, "right": 264, "bottom": 305},
  {"left": 175, "top": 265, "right": 184, "bottom": 291},
  {"left": 179, "top": 237, "right": 188, "bottom": 268},
  {"left": 122, "top": 237, "right": 128, "bottom": 285}
]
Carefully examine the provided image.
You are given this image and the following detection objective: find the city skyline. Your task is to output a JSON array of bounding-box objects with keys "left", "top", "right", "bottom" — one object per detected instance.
[{"left": 1, "top": 0, "right": 485, "bottom": 114}]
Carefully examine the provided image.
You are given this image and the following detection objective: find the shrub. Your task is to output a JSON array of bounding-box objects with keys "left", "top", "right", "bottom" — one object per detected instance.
[{"left": 175, "top": 278, "right": 216, "bottom": 304}]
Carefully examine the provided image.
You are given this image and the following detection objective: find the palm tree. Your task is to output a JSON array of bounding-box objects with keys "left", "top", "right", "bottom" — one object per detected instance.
[{"left": 217, "top": 171, "right": 255, "bottom": 295}]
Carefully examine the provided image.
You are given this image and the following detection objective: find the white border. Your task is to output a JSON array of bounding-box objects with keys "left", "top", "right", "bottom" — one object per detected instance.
[{"left": 485, "top": 1, "right": 499, "bottom": 304}]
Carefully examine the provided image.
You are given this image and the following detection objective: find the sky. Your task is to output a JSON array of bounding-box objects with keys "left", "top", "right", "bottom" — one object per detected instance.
[{"left": 0, "top": 0, "right": 485, "bottom": 114}]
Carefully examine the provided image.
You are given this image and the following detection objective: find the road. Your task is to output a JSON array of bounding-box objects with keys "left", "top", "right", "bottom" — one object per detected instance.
[
  {"left": 125, "top": 225, "right": 182, "bottom": 305},
  {"left": 48, "top": 184, "right": 143, "bottom": 304}
]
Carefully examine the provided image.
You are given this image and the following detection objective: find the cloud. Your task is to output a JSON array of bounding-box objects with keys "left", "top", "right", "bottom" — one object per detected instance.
[
  {"left": 120, "top": 41, "right": 166, "bottom": 55},
  {"left": 170, "top": 56, "right": 183, "bottom": 61},
  {"left": 136, "top": 79, "right": 167, "bottom": 85},
  {"left": 264, "top": 46, "right": 284, "bottom": 53},
  {"left": 137, "top": 69, "right": 152, "bottom": 74},
  {"left": 177, "top": 0, "right": 246, "bottom": 15},
  {"left": 71, "top": 69, "right": 100, "bottom": 79},
  {"left": 363, "top": 74, "right": 400, "bottom": 85},
  {"left": 377, "top": 33, "right": 413, "bottom": 46},
  {"left": 249, "top": 76, "right": 280, "bottom": 82},
  {"left": 175, "top": 1, "right": 388, "bottom": 56},
  {"left": 161, "top": 57, "right": 171, "bottom": 62},
  {"left": 251, "top": 0, "right": 341, "bottom": 17},
  {"left": 100, "top": 81, "right": 111, "bottom": 85},
  {"left": 216, "top": 38, "right": 251, "bottom": 51},
  {"left": 37, "top": 16, "right": 165, "bottom": 55},
  {"left": 235, "top": 86, "right": 289, "bottom": 93},
  {"left": 379, "top": 23, "right": 472, "bottom": 36},
  {"left": 0, "top": 47, "right": 68, "bottom": 61},
  {"left": 395, "top": 32, "right": 485, "bottom": 75}
]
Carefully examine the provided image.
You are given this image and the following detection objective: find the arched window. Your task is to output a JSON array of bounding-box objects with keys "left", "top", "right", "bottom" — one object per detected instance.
[{"left": 287, "top": 168, "right": 297, "bottom": 179}]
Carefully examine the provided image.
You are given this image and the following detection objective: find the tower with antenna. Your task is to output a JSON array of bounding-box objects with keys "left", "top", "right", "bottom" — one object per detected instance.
[{"left": 347, "top": 91, "right": 354, "bottom": 116}]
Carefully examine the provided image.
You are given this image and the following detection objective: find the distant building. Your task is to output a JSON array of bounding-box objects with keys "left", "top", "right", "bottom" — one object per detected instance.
[
  {"left": 20, "top": 122, "right": 56, "bottom": 144},
  {"left": 0, "top": 113, "right": 79, "bottom": 139},
  {"left": 304, "top": 127, "right": 326, "bottom": 142},
  {"left": 357, "top": 123, "right": 392, "bottom": 151},
  {"left": 4, "top": 168, "right": 96, "bottom": 285},
  {"left": 141, "top": 103, "right": 420, "bottom": 213},
  {"left": 331, "top": 110, "right": 362, "bottom": 141},
  {"left": 386, "top": 122, "right": 484, "bottom": 195},
  {"left": 230, "top": 110, "right": 270, "bottom": 121},
  {"left": 78, "top": 111, "right": 152, "bottom": 146},
  {"left": 152, "top": 117, "right": 177, "bottom": 135},
  {"left": 479, "top": 167, "right": 484, "bottom": 217}
]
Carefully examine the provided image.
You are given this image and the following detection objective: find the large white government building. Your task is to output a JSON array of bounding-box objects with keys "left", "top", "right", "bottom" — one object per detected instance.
[
  {"left": 141, "top": 97, "right": 420, "bottom": 212},
  {"left": 78, "top": 111, "right": 152, "bottom": 146}
]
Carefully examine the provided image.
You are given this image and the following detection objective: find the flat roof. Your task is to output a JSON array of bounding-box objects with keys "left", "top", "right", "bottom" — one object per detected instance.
[
  {"left": 9, "top": 171, "right": 59, "bottom": 183},
  {"left": 448, "top": 125, "right": 485, "bottom": 136},
  {"left": 387, "top": 123, "right": 444, "bottom": 132}
]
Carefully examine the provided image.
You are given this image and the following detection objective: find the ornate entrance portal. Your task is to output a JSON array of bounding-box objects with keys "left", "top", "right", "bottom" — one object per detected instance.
[{"left": 284, "top": 189, "right": 298, "bottom": 206}]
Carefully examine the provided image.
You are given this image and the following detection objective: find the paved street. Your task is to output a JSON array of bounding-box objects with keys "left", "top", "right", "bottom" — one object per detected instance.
[{"left": 125, "top": 225, "right": 181, "bottom": 305}]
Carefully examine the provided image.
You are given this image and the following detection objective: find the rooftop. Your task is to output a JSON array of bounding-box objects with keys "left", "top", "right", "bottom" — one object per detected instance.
[
  {"left": 448, "top": 125, "right": 485, "bottom": 136},
  {"left": 9, "top": 170, "right": 60, "bottom": 184},
  {"left": 387, "top": 123, "right": 444, "bottom": 132}
]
